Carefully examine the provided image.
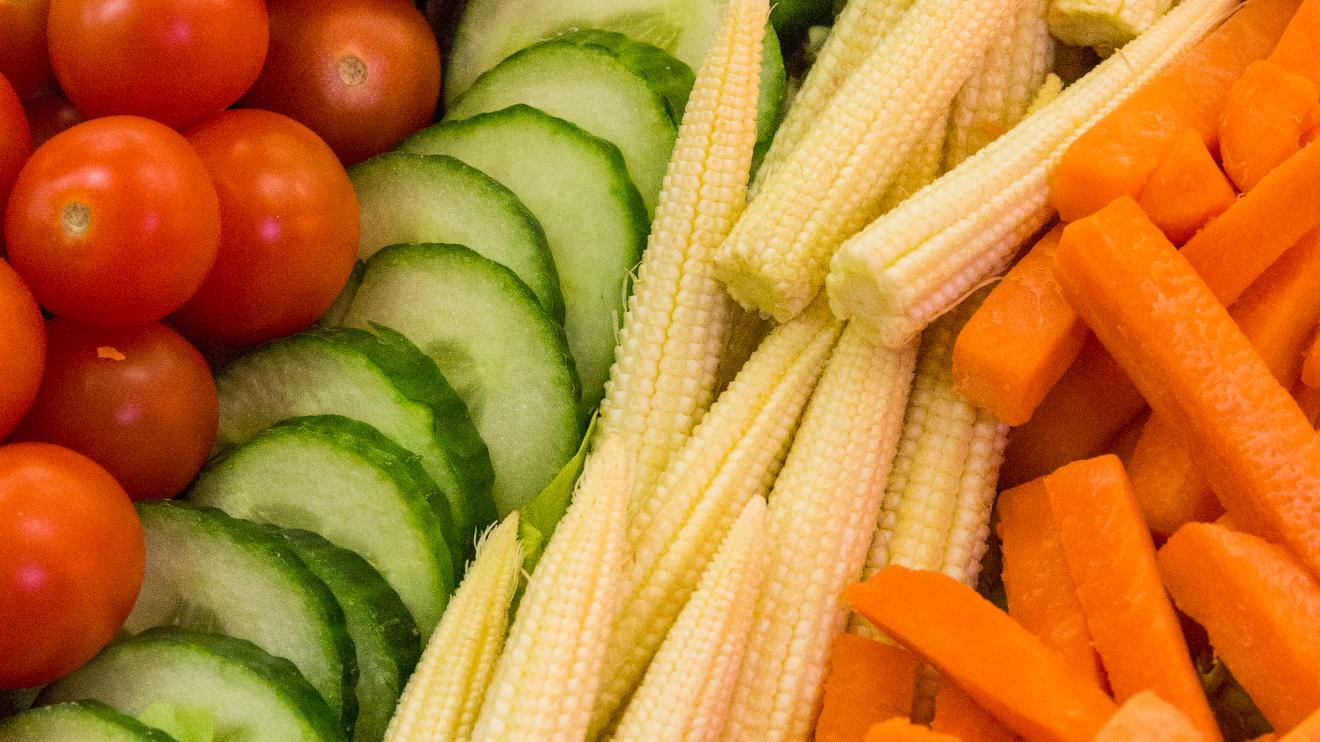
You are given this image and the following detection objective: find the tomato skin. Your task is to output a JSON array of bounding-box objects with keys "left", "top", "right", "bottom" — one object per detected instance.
[
  {"left": 0, "top": 259, "right": 45, "bottom": 440},
  {"left": 14, "top": 319, "right": 218, "bottom": 500},
  {"left": 0, "top": 442, "right": 144, "bottom": 689},
  {"left": 23, "top": 86, "right": 84, "bottom": 148},
  {"left": 0, "top": 0, "right": 52, "bottom": 99},
  {"left": 172, "top": 109, "right": 359, "bottom": 347},
  {"left": 241, "top": 0, "right": 440, "bottom": 164},
  {"left": 47, "top": 0, "right": 269, "bottom": 130},
  {"left": 0, "top": 74, "right": 32, "bottom": 226},
  {"left": 5, "top": 116, "right": 221, "bottom": 326}
]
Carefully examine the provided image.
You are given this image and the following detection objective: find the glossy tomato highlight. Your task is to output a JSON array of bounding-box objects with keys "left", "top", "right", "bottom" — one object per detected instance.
[
  {"left": 15, "top": 319, "right": 219, "bottom": 500},
  {"left": 5, "top": 116, "right": 221, "bottom": 326},
  {"left": 0, "top": 443, "right": 144, "bottom": 689},
  {"left": 172, "top": 109, "right": 359, "bottom": 347}
]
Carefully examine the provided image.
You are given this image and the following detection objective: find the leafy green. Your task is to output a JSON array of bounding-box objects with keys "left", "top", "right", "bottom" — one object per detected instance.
[
  {"left": 518, "top": 416, "right": 596, "bottom": 572},
  {"left": 136, "top": 702, "right": 215, "bottom": 742}
]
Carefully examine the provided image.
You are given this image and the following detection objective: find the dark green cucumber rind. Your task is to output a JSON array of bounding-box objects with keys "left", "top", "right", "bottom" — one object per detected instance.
[
  {"left": 347, "top": 243, "right": 582, "bottom": 515},
  {"left": 400, "top": 105, "right": 647, "bottom": 415},
  {"left": 310, "top": 326, "right": 497, "bottom": 536},
  {"left": 755, "top": 27, "right": 787, "bottom": 169},
  {"left": 127, "top": 502, "right": 358, "bottom": 735},
  {"left": 555, "top": 29, "right": 694, "bottom": 122},
  {"left": 194, "top": 414, "right": 457, "bottom": 634},
  {"left": 319, "top": 261, "right": 365, "bottom": 329},
  {"left": 768, "top": 0, "right": 832, "bottom": 41},
  {"left": 277, "top": 528, "right": 421, "bottom": 742},
  {"left": 348, "top": 153, "right": 564, "bottom": 322},
  {"left": 38, "top": 627, "right": 346, "bottom": 742},
  {"left": 0, "top": 701, "right": 179, "bottom": 741}
]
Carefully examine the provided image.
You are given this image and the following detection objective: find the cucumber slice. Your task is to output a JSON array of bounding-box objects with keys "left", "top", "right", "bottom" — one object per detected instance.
[
  {"left": 557, "top": 29, "right": 694, "bottom": 122},
  {"left": 349, "top": 153, "right": 563, "bottom": 321},
  {"left": 344, "top": 244, "right": 581, "bottom": 515},
  {"left": 277, "top": 529, "right": 421, "bottom": 742},
  {"left": 0, "top": 701, "right": 177, "bottom": 742},
  {"left": 401, "top": 106, "right": 647, "bottom": 414},
  {"left": 124, "top": 502, "right": 358, "bottom": 733},
  {"left": 444, "top": 0, "right": 787, "bottom": 151},
  {"left": 216, "top": 326, "right": 496, "bottom": 538},
  {"left": 447, "top": 39, "right": 677, "bottom": 214},
  {"left": 38, "top": 627, "right": 345, "bottom": 742},
  {"left": 191, "top": 415, "right": 456, "bottom": 637}
]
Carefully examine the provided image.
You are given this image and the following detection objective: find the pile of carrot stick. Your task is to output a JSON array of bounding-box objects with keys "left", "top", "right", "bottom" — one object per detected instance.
[{"left": 816, "top": 0, "right": 1320, "bottom": 739}]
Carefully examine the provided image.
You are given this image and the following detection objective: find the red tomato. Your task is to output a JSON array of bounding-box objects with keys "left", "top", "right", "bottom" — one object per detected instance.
[
  {"left": 5, "top": 116, "right": 221, "bottom": 326},
  {"left": 24, "top": 86, "right": 84, "bottom": 148},
  {"left": 0, "top": 259, "right": 44, "bottom": 440},
  {"left": 241, "top": 0, "right": 440, "bottom": 164},
  {"left": 0, "top": 74, "right": 31, "bottom": 226},
  {"left": 14, "top": 319, "right": 218, "bottom": 500},
  {"left": 0, "top": 442, "right": 144, "bottom": 689},
  {"left": 47, "top": 0, "right": 269, "bottom": 129},
  {"left": 0, "top": 0, "right": 52, "bottom": 99},
  {"left": 172, "top": 109, "right": 359, "bottom": 346}
]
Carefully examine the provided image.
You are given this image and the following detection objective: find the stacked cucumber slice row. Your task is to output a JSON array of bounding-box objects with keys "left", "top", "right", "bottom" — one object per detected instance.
[{"left": 14, "top": 12, "right": 795, "bottom": 742}]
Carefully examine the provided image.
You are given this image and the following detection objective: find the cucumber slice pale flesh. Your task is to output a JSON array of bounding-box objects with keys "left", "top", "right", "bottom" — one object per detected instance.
[
  {"left": 556, "top": 29, "right": 694, "bottom": 122},
  {"left": 0, "top": 701, "right": 178, "bottom": 742}
]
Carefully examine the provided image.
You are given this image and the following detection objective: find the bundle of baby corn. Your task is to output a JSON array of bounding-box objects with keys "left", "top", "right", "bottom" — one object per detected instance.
[{"left": 383, "top": 0, "right": 1238, "bottom": 737}]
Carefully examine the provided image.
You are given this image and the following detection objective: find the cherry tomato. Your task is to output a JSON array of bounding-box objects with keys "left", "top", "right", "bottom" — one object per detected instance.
[
  {"left": 0, "top": 442, "right": 144, "bottom": 689},
  {"left": 172, "top": 109, "right": 359, "bottom": 347},
  {"left": 0, "top": 74, "right": 31, "bottom": 227},
  {"left": 47, "top": 0, "right": 269, "bottom": 129},
  {"left": 14, "top": 319, "right": 218, "bottom": 500},
  {"left": 241, "top": 0, "right": 440, "bottom": 164},
  {"left": 5, "top": 116, "right": 221, "bottom": 326},
  {"left": 0, "top": 259, "right": 44, "bottom": 440},
  {"left": 0, "top": 0, "right": 52, "bottom": 99},
  {"left": 24, "top": 86, "right": 84, "bottom": 148}
]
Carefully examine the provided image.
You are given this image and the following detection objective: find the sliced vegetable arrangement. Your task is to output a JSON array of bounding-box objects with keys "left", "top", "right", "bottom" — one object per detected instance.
[{"left": 6, "top": 0, "right": 1320, "bottom": 739}]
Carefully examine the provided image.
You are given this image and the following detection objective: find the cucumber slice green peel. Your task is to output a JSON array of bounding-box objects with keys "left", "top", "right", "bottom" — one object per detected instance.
[{"left": 0, "top": 701, "right": 180, "bottom": 742}]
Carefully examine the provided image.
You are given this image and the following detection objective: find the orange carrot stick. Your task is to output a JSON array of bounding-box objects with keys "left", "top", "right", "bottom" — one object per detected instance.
[
  {"left": 1126, "top": 228, "right": 1320, "bottom": 536},
  {"left": 952, "top": 225, "right": 1079, "bottom": 426},
  {"left": 1103, "top": 409, "right": 1150, "bottom": 466},
  {"left": 862, "top": 719, "right": 960, "bottom": 742},
  {"left": 931, "top": 678, "right": 1015, "bottom": 742},
  {"left": 1270, "top": 0, "right": 1320, "bottom": 87},
  {"left": 1158, "top": 522, "right": 1320, "bottom": 731},
  {"left": 846, "top": 566, "right": 1117, "bottom": 742},
  {"left": 1280, "top": 707, "right": 1320, "bottom": 740},
  {"left": 1138, "top": 127, "right": 1238, "bottom": 242},
  {"left": 1220, "top": 61, "right": 1320, "bottom": 192},
  {"left": 1043, "top": 455, "right": 1220, "bottom": 741},
  {"left": 995, "top": 479, "right": 1106, "bottom": 689},
  {"left": 1054, "top": 196, "right": 1320, "bottom": 580},
  {"left": 1092, "top": 691, "right": 1208, "bottom": 742},
  {"left": 1050, "top": 0, "right": 1300, "bottom": 221},
  {"left": 1296, "top": 377, "right": 1320, "bottom": 424},
  {"left": 1180, "top": 138, "right": 1320, "bottom": 307},
  {"left": 1302, "top": 331, "right": 1320, "bottom": 389},
  {"left": 816, "top": 634, "right": 919, "bottom": 742}
]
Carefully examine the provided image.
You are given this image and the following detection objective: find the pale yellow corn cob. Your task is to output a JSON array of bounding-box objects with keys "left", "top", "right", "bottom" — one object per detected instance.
[
  {"left": 753, "top": 0, "right": 915, "bottom": 189},
  {"left": 589, "top": 300, "right": 843, "bottom": 736},
  {"left": 944, "top": 0, "right": 1053, "bottom": 168},
  {"left": 612, "top": 497, "right": 767, "bottom": 742},
  {"left": 385, "top": 515, "right": 523, "bottom": 742},
  {"left": 1048, "top": 0, "right": 1174, "bottom": 48},
  {"left": 827, "top": 0, "right": 1237, "bottom": 348},
  {"left": 879, "top": 116, "right": 948, "bottom": 212},
  {"left": 596, "top": 0, "right": 767, "bottom": 503},
  {"left": 1027, "top": 73, "right": 1065, "bottom": 114},
  {"left": 714, "top": 0, "right": 1021, "bottom": 323},
  {"left": 469, "top": 441, "right": 631, "bottom": 742},
  {"left": 723, "top": 323, "right": 919, "bottom": 742}
]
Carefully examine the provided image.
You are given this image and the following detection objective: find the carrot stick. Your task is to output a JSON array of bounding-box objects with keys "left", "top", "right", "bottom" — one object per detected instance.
[
  {"left": 999, "top": 336, "right": 1145, "bottom": 489},
  {"left": 1302, "top": 331, "right": 1320, "bottom": 389},
  {"left": 1220, "top": 61, "right": 1320, "bottom": 192},
  {"left": 816, "top": 634, "right": 919, "bottom": 742},
  {"left": 1103, "top": 409, "right": 1150, "bottom": 466},
  {"left": 952, "top": 225, "right": 1079, "bottom": 426},
  {"left": 995, "top": 479, "right": 1106, "bottom": 689},
  {"left": 1043, "top": 455, "right": 1221, "bottom": 741},
  {"left": 1270, "top": 0, "right": 1320, "bottom": 87},
  {"left": 1158, "top": 522, "right": 1320, "bottom": 731},
  {"left": 1050, "top": 0, "right": 1300, "bottom": 221},
  {"left": 931, "top": 678, "right": 1015, "bottom": 742},
  {"left": 1280, "top": 707, "right": 1320, "bottom": 740},
  {"left": 1295, "top": 377, "right": 1320, "bottom": 424},
  {"left": 1180, "top": 138, "right": 1320, "bottom": 308},
  {"left": 1126, "top": 228, "right": 1320, "bottom": 536},
  {"left": 1092, "top": 691, "right": 1208, "bottom": 742},
  {"left": 1138, "top": 127, "right": 1238, "bottom": 243},
  {"left": 862, "top": 718, "right": 960, "bottom": 742},
  {"left": 1053, "top": 196, "right": 1320, "bottom": 581},
  {"left": 1258, "top": 735, "right": 1283, "bottom": 742},
  {"left": 846, "top": 566, "right": 1117, "bottom": 742}
]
